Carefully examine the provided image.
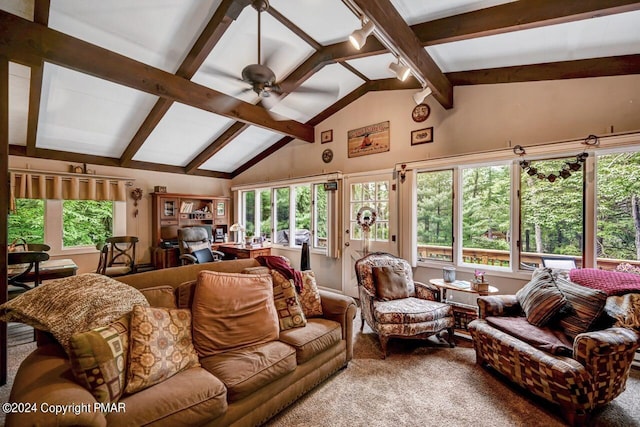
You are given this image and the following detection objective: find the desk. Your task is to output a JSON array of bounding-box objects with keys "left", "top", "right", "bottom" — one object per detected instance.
[
  {"left": 9, "top": 258, "right": 78, "bottom": 283},
  {"left": 215, "top": 244, "right": 271, "bottom": 259}
]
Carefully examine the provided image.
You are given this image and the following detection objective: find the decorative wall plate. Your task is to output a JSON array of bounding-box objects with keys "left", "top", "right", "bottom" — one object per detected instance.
[
  {"left": 322, "top": 148, "right": 333, "bottom": 163},
  {"left": 412, "top": 103, "right": 430, "bottom": 122}
]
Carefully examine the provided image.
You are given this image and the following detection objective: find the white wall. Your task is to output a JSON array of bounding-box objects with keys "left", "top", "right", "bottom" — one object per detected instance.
[{"left": 233, "top": 74, "right": 640, "bottom": 293}]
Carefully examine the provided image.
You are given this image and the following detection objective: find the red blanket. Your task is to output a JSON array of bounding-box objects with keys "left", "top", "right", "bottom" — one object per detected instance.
[
  {"left": 256, "top": 255, "right": 303, "bottom": 292},
  {"left": 569, "top": 268, "right": 640, "bottom": 296}
]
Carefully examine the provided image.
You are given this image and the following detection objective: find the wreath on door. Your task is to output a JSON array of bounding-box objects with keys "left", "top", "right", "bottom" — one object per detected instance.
[{"left": 356, "top": 206, "right": 377, "bottom": 232}]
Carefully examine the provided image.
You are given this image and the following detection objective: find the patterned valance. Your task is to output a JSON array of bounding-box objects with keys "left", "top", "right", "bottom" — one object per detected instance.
[{"left": 9, "top": 169, "right": 133, "bottom": 206}]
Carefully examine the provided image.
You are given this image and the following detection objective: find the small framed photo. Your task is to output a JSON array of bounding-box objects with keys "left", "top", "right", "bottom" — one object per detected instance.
[
  {"left": 411, "top": 127, "right": 434, "bottom": 145},
  {"left": 321, "top": 129, "right": 333, "bottom": 143}
]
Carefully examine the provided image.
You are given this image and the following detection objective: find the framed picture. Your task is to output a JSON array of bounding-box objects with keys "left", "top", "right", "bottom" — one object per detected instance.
[
  {"left": 348, "top": 121, "right": 390, "bottom": 158},
  {"left": 321, "top": 129, "right": 333, "bottom": 143},
  {"left": 411, "top": 127, "right": 434, "bottom": 145}
]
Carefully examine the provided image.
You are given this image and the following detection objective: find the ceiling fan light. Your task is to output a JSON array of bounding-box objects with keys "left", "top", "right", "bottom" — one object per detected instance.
[
  {"left": 389, "top": 61, "right": 411, "bottom": 81},
  {"left": 349, "top": 20, "right": 375, "bottom": 50},
  {"left": 413, "top": 86, "right": 432, "bottom": 104}
]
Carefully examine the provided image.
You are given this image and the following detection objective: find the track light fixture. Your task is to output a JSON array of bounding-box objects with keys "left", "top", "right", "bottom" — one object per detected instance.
[
  {"left": 388, "top": 59, "right": 411, "bottom": 81},
  {"left": 413, "top": 86, "right": 432, "bottom": 105},
  {"left": 349, "top": 19, "right": 375, "bottom": 50}
]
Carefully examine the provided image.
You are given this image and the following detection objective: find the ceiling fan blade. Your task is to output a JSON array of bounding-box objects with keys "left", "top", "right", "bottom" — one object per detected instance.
[
  {"left": 198, "top": 65, "right": 244, "bottom": 83},
  {"left": 260, "top": 92, "right": 282, "bottom": 111},
  {"left": 278, "top": 82, "right": 340, "bottom": 99}
]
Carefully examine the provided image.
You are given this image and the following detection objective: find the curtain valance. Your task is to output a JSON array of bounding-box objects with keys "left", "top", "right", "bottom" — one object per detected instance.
[{"left": 9, "top": 169, "right": 134, "bottom": 206}]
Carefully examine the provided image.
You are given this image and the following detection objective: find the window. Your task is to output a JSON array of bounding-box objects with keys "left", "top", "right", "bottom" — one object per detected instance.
[
  {"left": 520, "top": 157, "right": 583, "bottom": 267},
  {"left": 294, "top": 185, "right": 311, "bottom": 246},
  {"left": 62, "top": 200, "right": 113, "bottom": 247},
  {"left": 243, "top": 191, "right": 256, "bottom": 237},
  {"left": 8, "top": 199, "right": 45, "bottom": 244},
  {"left": 596, "top": 150, "right": 640, "bottom": 269},
  {"left": 416, "top": 170, "right": 453, "bottom": 262},
  {"left": 461, "top": 165, "right": 511, "bottom": 267},
  {"left": 274, "top": 187, "right": 290, "bottom": 245},
  {"left": 350, "top": 181, "right": 389, "bottom": 241},
  {"left": 314, "top": 184, "right": 328, "bottom": 248}
]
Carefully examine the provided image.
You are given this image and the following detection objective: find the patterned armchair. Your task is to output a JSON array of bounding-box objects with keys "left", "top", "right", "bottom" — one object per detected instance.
[
  {"left": 355, "top": 252, "right": 455, "bottom": 358},
  {"left": 470, "top": 294, "right": 640, "bottom": 426}
]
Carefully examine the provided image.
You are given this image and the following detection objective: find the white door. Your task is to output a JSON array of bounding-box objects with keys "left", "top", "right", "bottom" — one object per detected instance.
[{"left": 342, "top": 173, "right": 397, "bottom": 297}]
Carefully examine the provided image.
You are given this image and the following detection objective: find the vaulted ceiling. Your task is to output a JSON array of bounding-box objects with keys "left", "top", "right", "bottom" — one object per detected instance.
[{"left": 3, "top": 0, "right": 640, "bottom": 179}]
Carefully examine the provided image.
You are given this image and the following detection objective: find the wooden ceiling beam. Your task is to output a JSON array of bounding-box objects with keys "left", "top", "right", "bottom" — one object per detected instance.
[
  {"left": 412, "top": 0, "right": 640, "bottom": 46},
  {"left": 349, "top": 0, "right": 453, "bottom": 109},
  {"left": 120, "top": 0, "right": 252, "bottom": 166},
  {"left": 25, "top": 0, "right": 50, "bottom": 157},
  {"left": 447, "top": 54, "right": 640, "bottom": 85},
  {"left": 0, "top": 10, "right": 314, "bottom": 143},
  {"left": 185, "top": 122, "right": 249, "bottom": 174}
]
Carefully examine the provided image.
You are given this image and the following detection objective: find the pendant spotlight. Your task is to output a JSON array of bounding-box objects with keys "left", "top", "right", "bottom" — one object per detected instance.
[
  {"left": 389, "top": 59, "right": 411, "bottom": 81},
  {"left": 413, "top": 86, "right": 432, "bottom": 105},
  {"left": 349, "top": 19, "right": 375, "bottom": 50}
]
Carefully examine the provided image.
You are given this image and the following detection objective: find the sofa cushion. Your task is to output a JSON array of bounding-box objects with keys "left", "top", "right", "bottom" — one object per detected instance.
[
  {"left": 373, "top": 297, "right": 452, "bottom": 324},
  {"left": 192, "top": 271, "right": 279, "bottom": 357},
  {"left": 279, "top": 318, "right": 342, "bottom": 364},
  {"left": 372, "top": 265, "right": 410, "bottom": 301},
  {"left": 486, "top": 316, "right": 573, "bottom": 356},
  {"left": 300, "top": 270, "right": 323, "bottom": 318},
  {"left": 0, "top": 273, "right": 149, "bottom": 353},
  {"left": 176, "top": 280, "right": 197, "bottom": 309},
  {"left": 200, "top": 341, "right": 296, "bottom": 402},
  {"left": 554, "top": 277, "right": 608, "bottom": 339},
  {"left": 110, "top": 367, "right": 227, "bottom": 426},
  {"left": 271, "top": 270, "right": 307, "bottom": 330},
  {"left": 125, "top": 305, "right": 200, "bottom": 394},
  {"left": 516, "top": 269, "right": 567, "bottom": 326},
  {"left": 139, "top": 285, "right": 177, "bottom": 308},
  {"left": 68, "top": 314, "right": 130, "bottom": 403},
  {"left": 241, "top": 266, "right": 271, "bottom": 275}
]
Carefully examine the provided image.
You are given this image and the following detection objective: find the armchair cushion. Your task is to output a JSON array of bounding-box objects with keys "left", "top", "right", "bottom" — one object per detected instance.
[
  {"left": 372, "top": 265, "right": 410, "bottom": 301},
  {"left": 486, "top": 316, "right": 573, "bottom": 356},
  {"left": 374, "top": 297, "right": 452, "bottom": 324},
  {"left": 555, "top": 277, "right": 608, "bottom": 339},
  {"left": 516, "top": 269, "right": 567, "bottom": 326}
]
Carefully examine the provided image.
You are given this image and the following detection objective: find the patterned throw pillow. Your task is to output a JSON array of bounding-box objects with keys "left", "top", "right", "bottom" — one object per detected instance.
[
  {"left": 271, "top": 270, "right": 307, "bottom": 330},
  {"left": 299, "top": 270, "right": 323, "bottom": 318},
  {"left": 516, "top": 269, "right": 567, "bottom": 326},
  {"left": 372, "top": 265, "right": 410, "bottom": 301},
  {"left": 125, "top": 305, "right": 200, "bottom": 394},
  {"left": 69, "top": 314, "right": 130, "bottom": 403},
  {"left": 554, "top": 276, "right": 608, "bottom": 339}
]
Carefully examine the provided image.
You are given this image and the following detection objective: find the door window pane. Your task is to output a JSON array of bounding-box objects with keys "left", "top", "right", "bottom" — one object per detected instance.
[
  {"left": 416, "top": 170, "right": 453, "bottom": 262},
  {"left": 596, "top": 151, "right": 640, "bottom": 270},
  {"left": 520, "top": 157, "right": 583, "bottom": 268},
  {"left": 63, "top": 200, "right": 113, "bottom": 247},
  {"left": 462, "top": 165, "right": 511, "bottom": 267},
  {"left": 350, "top": 181, "right": 389, "bottom": 242}
]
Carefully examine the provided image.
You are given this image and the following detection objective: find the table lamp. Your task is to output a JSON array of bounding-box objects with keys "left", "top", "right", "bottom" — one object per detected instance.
[{"left": 229, "top": 223, "right": 245, "bottom": 244}]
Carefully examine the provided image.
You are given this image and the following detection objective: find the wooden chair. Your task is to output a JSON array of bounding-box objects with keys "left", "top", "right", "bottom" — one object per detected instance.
[
  {"left": 96, "top": 236, "right": 138, "bottom": 277},
  {"left": 8, "top": 251, "right": 51, "bottom": 298},
  {"left": 9, "top": 238, "right": 51, "bottom": 253}
]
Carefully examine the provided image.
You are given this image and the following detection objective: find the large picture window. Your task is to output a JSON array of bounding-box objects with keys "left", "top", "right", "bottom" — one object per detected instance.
[
  {"left": 62, "top": 200, "right": 113, "bottom": 247},
  {"left": 416, "top": 170, "right": 453, "bottom": 262}
]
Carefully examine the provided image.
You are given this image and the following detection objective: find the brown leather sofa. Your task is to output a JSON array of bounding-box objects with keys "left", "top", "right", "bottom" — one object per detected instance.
[{"left": 7, "top": 258, "right": 357, "bottom": 426}]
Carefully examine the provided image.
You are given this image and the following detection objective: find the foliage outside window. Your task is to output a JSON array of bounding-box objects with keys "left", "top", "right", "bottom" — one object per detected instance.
[
  {"left": 294, "top": 185, "right": 311, "bottom": 246},
  {"left": 416, "top": 170, "right": 453, "bottom": 262},
  {"left": 314, "top": 184, "right": 328, "bottom": 248},
  {"left": 520, "top": 157, "right": 583, "bottom": 266},
  {"left": 8, "top": 199, "right": 45, "bottom": 244},
  {"left": 350, "top": 181, "right": 389, "bottom": 241},
  {"left": 62, "top": 200, "right": 113, "bottom": 247},
  {"left": 596, "top": 151, "right": 640, "bottom": 264},
  {"left": 243, "top": 191, "right": 256, "bottom": 237},
  {"left": 461, "top": 165, "right": 511, "bottom": 267},
  {"left": 274, "top": 187, "right": 290, "bottom": 244}
]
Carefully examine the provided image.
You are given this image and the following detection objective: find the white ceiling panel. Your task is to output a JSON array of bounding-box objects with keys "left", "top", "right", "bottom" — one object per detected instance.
[
  {"left": 269, "top": 0, "right": 360, "bottom": 45},
  {"left": 427, "top": 10, "right": 640, "bottom": 72},
  {"left": 37, "top": 63, "right": 158, "bottom": 157},
  {"left": 390, "top": 0, "right": 515, "bottom": 25},
  {"left": 48, "top": 0, "right": 221, "bottom": 72},
  {"left": 0, "top": 0, "right": 34, "bottom": 20},
  {"left": 346, "top": 53, "right": 403, "bottom": 80},
  {"left": 192, "top": 6, "right": 315, "bottom": 105},
  {"left": 199, "top": 126, "right": 282, "bottom": 173},
  {"left": 269, "top": 64, "right": 365, "bottom": 123},
  {"left": 8, "top": 62, "right": 30, "bottom": 146},
  {"left": 133, "top": 102, "right": 235, "bottom": 166}
]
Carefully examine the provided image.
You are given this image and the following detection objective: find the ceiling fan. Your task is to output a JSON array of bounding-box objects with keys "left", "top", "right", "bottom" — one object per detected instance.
[{"left": 206, "top": 0, "right": 337, "bottom": 110}]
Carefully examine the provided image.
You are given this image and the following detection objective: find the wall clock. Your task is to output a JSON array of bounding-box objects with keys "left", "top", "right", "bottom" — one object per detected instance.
[
  {"left": 412, "top": 103, "right": 430, "bottom": 122},
  {"left": 322, "top": 148, "right": 333, "bottom": 163}
]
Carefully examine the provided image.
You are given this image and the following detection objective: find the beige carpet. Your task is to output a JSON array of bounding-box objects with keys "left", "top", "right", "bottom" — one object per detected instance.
[
  {"left": 266, "top": 317, "right": 640, "bottom": 427},
  {"left": 1, "top": 319, "right": 639, "bottom": 427}
]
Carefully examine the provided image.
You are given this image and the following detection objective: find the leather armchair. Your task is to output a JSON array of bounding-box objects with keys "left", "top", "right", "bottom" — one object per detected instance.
[{"left": 178, "top": 227, "right": 224, "bottom": 265}]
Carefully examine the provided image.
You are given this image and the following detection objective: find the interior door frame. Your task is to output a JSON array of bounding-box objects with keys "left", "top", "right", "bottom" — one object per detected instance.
[{"left": 341, "top": 170, "right": 398, "bottom": 298}]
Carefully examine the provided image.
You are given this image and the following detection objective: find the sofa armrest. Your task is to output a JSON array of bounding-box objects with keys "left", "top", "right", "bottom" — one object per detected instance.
[
  {"left": 7, "top": 345, "right": 106, "bottom": 427},
  {"left": 319, "top": 290, "right": 357, "bottom": 362},
  {"left": 477, "top": 295, "right": 521, "bottom": 319},
  {"left": 414, "top": 281, "right": 440, "bottom": 301}
]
